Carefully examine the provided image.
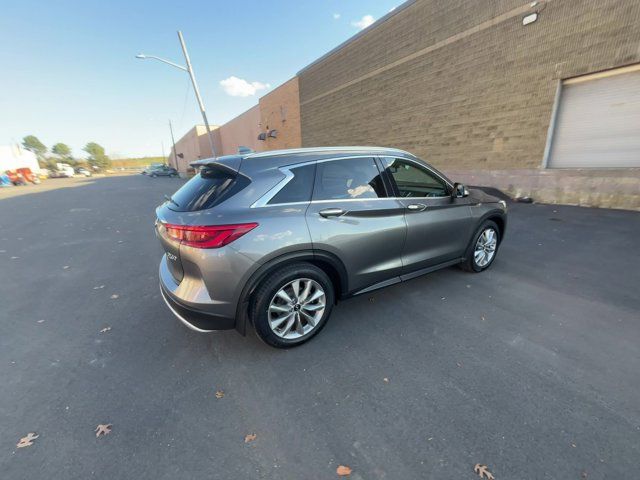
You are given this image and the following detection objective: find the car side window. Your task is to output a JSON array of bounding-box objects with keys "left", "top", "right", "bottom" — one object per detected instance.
[
  {"left": 383, "top": 158, "right": 450, "bottom": 198},
  {"left": 268, "top": 164, "right": 316, "bottom": 204},
  {"left": 313, "top": 157, "right": 386, "bottom": 201}
]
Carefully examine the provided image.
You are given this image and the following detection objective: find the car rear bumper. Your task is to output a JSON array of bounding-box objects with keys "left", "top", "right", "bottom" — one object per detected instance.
[
  {"left": 158, "top": 255, "right": 236, "bottom": 332},
  {"left": 159, "top": 283, "right": 235, "bottom": 332}
]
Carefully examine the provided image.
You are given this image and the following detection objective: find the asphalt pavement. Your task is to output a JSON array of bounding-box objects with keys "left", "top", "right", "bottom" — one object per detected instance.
[{"left": 1, "top": 175, "right": 639, "bottom": 479}]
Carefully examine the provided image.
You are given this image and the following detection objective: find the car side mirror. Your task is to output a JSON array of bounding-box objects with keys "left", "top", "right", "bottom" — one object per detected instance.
[{"left": 452, "top": 183, "right": 468, "bottom": 198}]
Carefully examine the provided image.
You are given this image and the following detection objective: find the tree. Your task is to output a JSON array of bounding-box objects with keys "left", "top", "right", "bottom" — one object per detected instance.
[
  {"left": 83, "top": 142, "right": 111, "bottom": 170},
  {"left": 52, "top": 143, "right": 71, "bottom": 158},
  {"left": 52, "top": 142, "right": 76, "bottom": 166},
  {"left": 22, "top": 135, "right": 47, "bottom": 160}
]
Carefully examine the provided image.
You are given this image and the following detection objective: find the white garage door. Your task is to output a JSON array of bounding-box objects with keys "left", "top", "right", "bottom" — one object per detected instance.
[{"left": 548, "top": 66, "right": 640, "bottom": 168}]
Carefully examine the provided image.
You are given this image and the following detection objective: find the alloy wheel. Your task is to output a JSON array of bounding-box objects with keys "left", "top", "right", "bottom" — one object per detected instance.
[
  {"left": 268, "top": 278, "right": 326, "bottom": 339},
  {"left": 474, "top": 228, "right": 497, "bottom": 267}
]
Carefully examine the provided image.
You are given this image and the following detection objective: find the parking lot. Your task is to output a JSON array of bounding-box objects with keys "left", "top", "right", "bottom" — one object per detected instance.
[{"left": 1, "top": 175, "right": 639, "bottom": 479}]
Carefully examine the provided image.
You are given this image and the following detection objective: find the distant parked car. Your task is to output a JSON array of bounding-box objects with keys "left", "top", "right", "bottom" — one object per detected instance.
[
  {"left": 142, "top": 163, "right": 165, "bottom": 175},
  {"left": 148, "top": 165, "right": 178, "bottom": 177},
  {"left": 75, "top": 167, "right": 92, "bottom": 177},
  {"left": 50, "top": 164, "right": 75, "bottom": 178}
]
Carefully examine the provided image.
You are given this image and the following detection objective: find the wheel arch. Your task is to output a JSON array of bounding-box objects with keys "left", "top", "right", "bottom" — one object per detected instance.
[
  {"left": 486, "top": 213, "right": 506, "bottom": 242},
  {"left": 234, "top": 249, "right": 348, "bottom": 335},
  {"left": 462, "top": 209, "right": 507, "bottom": 260}
]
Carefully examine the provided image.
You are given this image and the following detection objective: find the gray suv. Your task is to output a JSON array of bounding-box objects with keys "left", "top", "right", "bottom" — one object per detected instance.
[{"left": 156, "top": 147, "right": 507, "bottom": 348}]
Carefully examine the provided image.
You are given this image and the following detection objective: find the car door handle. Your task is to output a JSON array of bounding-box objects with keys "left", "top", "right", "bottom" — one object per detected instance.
[
  {"left": 406, "top": 203, "right": 427, "bottom": 211},
  {"left": 319, "top": 208, "right": 345, "bottom": 218}
]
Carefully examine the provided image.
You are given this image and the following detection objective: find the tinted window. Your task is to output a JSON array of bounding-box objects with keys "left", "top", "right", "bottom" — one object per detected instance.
[
  {"left": 269, "top": 164, "right": 315, "bottom": 204},
  {"left": 383, "top": 158, "right": 450, "bottom": 197},
  {"left": 169, "top": 167, "right": 248, "bottom": 211},
  {"left": 313, "top": 158, "right": 386, "bottom": 201}
]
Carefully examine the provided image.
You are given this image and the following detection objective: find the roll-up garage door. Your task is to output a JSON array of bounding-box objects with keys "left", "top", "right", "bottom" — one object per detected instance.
[{"left": 548, "top": 66, "right": 640, "bottom": 168}]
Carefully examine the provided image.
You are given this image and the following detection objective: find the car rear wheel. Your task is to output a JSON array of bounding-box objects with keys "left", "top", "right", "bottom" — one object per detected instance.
[
  {"left": 251, "top": 263, "right": 334, "bottom": 348},
  {"left": 461, "top": 220, "right": 500, "bottom": 272}
]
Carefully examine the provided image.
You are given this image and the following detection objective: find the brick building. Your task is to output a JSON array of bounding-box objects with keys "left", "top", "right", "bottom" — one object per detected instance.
[
  {"left": 169, "top": 125, "right": 222, "bottom": 174},
  {"left": 298, "top": 0, "right": 640, "bottom": 209},
  {"left": 171, "top": 77, "right": 302, "bottom": 174}
]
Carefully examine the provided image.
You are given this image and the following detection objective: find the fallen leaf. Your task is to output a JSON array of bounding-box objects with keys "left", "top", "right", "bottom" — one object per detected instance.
[
  {"left": 63, "top": 265, "right": 70, "bottom": 270},
  {"left": 37, "top": 319, "right": 45, "bottom": 324},
  {"left": 17, "top": 433, "right": 39, "bottom": 448},
  {"left": 99, "top": 326, "right": 112, "bottom": 333},
  {"left": 474, "top": 463, "right": 494, "bottom": 480},
  {"left": 383, "top": 377, "right": 389, "bottom": 383},
  {"left": 244, "top": 433, "right": 257, "bottom": 443},
  {"left": 93, "top": 285, "right": 105, "bottom": 290},
  {"left": 571, "top": 443, "right": 577, "bottom": 448},
  {"left": 581, "top": 470, "right": 588, "bottom": 479},
  {"left": 110, "top": 294, "right": 119, "bottom": 299},
  {"left": 95, "top": 424, "right": 112, "bottom": 437},
  {"left": 215, "top": 390, "right": 224, "bottom": 399},
  {"left": 337, "top": 465, "right": 352, "bottom": 476}
]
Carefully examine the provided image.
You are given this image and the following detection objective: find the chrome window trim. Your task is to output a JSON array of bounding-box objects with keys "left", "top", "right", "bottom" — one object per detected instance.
[
  {"left": 251, "top": 168, "right": 295, "bottom": 208},
  {"left": 251, "top": 154, "right": 457, "bottom": 208}
]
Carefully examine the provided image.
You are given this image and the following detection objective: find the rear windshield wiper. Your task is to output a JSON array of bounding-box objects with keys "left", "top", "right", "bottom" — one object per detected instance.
[{"left": 164, "top": 194, "right": 179, "bottom": 207}]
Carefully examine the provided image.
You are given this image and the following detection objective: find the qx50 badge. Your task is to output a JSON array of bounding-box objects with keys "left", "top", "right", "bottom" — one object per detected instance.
[{"left": 167, "top": 252, "right": 178, "bottom": 261}]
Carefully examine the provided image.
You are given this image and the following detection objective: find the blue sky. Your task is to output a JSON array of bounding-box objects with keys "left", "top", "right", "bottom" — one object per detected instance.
[{"left": 0, "top": 0, "right": 400, "bottom": 158}]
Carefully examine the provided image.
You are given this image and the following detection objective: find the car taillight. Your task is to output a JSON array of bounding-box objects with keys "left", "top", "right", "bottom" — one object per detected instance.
[{"left": 163, "top": 223, "right": 258, "bottom": 249}]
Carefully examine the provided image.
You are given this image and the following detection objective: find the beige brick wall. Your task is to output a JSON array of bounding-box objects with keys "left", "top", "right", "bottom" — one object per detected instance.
[
  {"left": 258, "top": 77, "right": 302, "bottom": 151},
  {"left": 299, "top": 0, "right": 640, "bottom": 173},
  {"left": 218, "top": 105, "right": 262, "bottom": 156},
  {"left": 171, "top": 125, "right": 221, "bottom": 174}
]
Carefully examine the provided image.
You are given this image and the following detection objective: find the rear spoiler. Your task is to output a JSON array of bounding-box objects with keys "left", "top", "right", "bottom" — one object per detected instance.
[{"left": 190, "top": 156, "right": 241, "bottom": 175}]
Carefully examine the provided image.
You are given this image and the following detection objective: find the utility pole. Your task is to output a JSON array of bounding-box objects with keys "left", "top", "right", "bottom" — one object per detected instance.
[
  {"left": 177, "top": 31, "right": 217, "bottom": 158},
  {"left": 169, "top": 120, "right": 179, "bottom": 170},
  {"left": 136, "top": 30, "right": 218, "bottom": 158},
  {"left": 161, "top": 141, "right": 166, "bottom": 165}
]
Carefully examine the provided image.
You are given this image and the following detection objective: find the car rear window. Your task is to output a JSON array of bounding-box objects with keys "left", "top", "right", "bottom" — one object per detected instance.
[{"left": 168, "top": 166, "right": 249, "bottom": 211}]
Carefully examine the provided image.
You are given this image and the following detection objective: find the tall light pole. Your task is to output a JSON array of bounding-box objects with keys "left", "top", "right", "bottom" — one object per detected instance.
[
  {"left": 169, "top": 120, "right": 179, "bottom": 169},
  {"left": 136, "top": 30, "right": 217, "bottom": 158}
]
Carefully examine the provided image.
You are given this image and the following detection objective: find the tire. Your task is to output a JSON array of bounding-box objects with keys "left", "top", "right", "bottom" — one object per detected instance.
[
  {"left": 151, "top": 173, "right": 157, "bottom": 178},
  {"left": 460, "top": 220, "right": 500, "bottom": 272},
  {"left": 250, "top": 262, "right": 334, "bottom": 348}
]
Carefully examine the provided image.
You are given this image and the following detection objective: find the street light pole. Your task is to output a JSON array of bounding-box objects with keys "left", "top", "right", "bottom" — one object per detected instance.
[
  {"left": 176, "top": 31, "right": 217, "bottom": 158},
  {"left": 169, "top": 120, "right": 179, "bottom": 169},
  {"left": 136, "top": 30, "right": 217, "bottom": 158}
]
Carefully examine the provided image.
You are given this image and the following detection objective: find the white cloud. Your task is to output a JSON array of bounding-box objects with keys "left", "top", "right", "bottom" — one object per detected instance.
[
  {"left": 219, "top": 76, "right": 271, "bottom": 97},
  {"left": 351, "top": 14, "right": 375, "bottom": 30},
  {"left": 333, "top": 13, "right": 341, "bottom": 20}
]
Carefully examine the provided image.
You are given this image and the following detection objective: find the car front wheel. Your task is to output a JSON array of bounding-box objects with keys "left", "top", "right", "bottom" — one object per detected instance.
[
  {"left": 461, "top": 220, "right": 500, "bottom": 272},
  {"left": 251, "top": 263, "right": 334, "bottom": 348}
]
